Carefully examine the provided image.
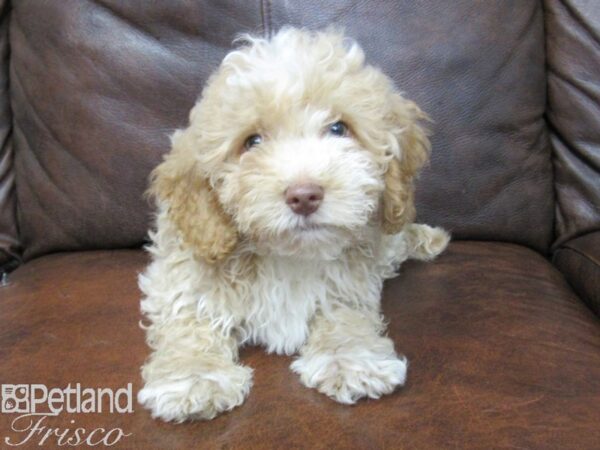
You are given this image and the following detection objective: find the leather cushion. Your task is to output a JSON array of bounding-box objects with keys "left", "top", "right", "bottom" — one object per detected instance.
[
  {"left": 10, "top": 1, "right": 553, "bottom": 261},
  {"left": 1, "top": 242, "right": 598, "bottom": 448},
  {"left": 10, "top": 0, "right": 263, "bottom": 261},
  {"left": 546, "top": 0, "right": 600, "bottom": 247}
]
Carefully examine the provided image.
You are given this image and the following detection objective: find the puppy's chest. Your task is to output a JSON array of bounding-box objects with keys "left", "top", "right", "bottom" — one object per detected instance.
[{"left": 239, "top": 258, "right": 327, "bottom": 355}]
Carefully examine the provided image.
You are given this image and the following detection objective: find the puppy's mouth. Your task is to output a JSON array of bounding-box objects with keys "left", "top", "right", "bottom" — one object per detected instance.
[
  {"left": 293, "top": 222, "right": 326, "bottom": 232},
  {"left": 287, "top": 217, "right": 341, "bottom": 235},
  {"left": 287, "top": 223, "right": 353, "bottom": 244}
]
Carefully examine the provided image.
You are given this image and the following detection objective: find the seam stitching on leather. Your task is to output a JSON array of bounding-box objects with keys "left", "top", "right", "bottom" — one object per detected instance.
[
  {"left": 260, "top": 0, "right": 271, "bottom": 37},
  {"left": 267, "top": 0, "right": 272, "bottom": 37},
  {"left": 556, "top": 246, "right": 600, "bottom": 268},
  {"left": 260, "top": 0, "right": 266, "bottom": 36}
]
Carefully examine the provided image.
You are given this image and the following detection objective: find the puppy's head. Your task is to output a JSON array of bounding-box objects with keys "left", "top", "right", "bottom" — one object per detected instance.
[{"left": 152, "top": 28, "right": 429, "bottom": 262}]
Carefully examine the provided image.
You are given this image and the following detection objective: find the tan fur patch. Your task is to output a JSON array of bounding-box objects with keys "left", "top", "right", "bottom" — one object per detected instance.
[
  {"left": 382, "top": 96, "right": 431, "bottom": 234},
  {"left": 151, "top": 130, "right": 238, "bottom": 263}
]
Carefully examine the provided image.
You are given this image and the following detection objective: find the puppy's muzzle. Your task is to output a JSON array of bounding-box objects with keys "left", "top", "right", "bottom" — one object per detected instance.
[{"left": 285, "top": 183, "right": 324, "bottom": 217}]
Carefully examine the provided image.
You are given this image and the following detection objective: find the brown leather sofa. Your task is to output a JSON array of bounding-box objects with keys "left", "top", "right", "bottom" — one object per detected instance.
[{"left": 1, "top": 1, "right": 599, "bottom": 449}]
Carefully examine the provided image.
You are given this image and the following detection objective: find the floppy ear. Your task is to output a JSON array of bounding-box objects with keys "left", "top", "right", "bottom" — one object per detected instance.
[
  {"left": 150, "top": 127, "right": 238, "bottom": 263},
  {"left": 381, "top": 94, "right": 431, "bottom": 234}
]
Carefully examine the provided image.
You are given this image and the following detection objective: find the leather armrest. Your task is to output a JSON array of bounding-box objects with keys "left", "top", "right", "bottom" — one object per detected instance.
[{"left": 553, "top": 231, "right": 600, "bottom": 316}]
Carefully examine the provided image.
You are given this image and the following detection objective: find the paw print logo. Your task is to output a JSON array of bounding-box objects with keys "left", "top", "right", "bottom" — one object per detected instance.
[{"left": 1, "top": 385, "right": 30, "bottom": 413}]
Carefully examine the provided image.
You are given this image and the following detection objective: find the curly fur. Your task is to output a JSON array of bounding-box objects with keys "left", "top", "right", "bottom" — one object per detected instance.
[{"left": 138, "top": 28, "right": 449, "bottom": 422}]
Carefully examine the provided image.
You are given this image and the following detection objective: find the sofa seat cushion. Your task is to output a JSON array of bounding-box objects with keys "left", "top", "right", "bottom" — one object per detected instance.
[{"left": 1, "top": 242, "right": 599, "bottom": 449}]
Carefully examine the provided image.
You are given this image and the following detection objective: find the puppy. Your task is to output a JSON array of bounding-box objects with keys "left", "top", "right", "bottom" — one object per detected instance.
[{"left": 137, "top": 28, "right": 449, "bottom": 422}]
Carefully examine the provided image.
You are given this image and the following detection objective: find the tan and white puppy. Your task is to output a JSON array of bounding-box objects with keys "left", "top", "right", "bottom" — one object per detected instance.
[{"left": 137, "top": 28, "right": 449, "bottom": 422}]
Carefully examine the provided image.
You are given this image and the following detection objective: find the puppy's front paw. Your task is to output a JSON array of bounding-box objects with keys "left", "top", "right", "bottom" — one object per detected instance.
[
  {"left": 291, "top": 353, "right": 407, "bottom": 404},
  {"left": 405, "top": 224, "right": 450, "bottom": 261},
  {"left": 138, "top": 364, "right": 253, "bottom": 422}
]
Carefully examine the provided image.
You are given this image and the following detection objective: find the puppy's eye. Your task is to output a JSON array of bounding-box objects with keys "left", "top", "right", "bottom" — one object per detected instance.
[
  {"left": 327, "top": 121, "right": 349, "bottom": 137},
  {"left": 243, "top": 134, "right": 262, "bottom": 151}
]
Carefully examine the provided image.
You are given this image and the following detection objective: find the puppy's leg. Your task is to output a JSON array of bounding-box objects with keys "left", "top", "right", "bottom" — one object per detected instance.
[
  {"left": 403, "top": 223, "right": 450, "bottom": 261},
  {"left": 137, "top": 260, "right": 251, "bottom": 422},
  {"left": 291, "top": 307, "right": 406, "bottom": 404}
]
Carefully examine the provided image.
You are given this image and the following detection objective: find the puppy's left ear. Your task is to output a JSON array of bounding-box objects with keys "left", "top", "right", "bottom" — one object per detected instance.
[{"left": 381, "top": 93, "right": 431, "bottom": 234}]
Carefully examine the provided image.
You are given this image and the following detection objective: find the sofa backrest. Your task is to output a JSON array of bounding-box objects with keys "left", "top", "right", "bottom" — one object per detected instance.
[{"left": 1, "top": 0, "right": 595, "bottom": 264}]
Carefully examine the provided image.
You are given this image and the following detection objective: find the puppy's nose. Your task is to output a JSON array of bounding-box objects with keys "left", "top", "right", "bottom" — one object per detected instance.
[{"left": 285, "top": 183, "right": 324, "bottom": 216}]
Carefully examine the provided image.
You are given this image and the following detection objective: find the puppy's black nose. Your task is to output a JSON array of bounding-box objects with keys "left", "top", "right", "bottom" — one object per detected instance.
[{"left": 285, "top": 183, "right": 324, "bottom": 216}]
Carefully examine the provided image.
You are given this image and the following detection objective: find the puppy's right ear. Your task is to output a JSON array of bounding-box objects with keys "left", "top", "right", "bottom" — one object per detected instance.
[{"left": 150, "top": 127, "right": 238, "bottom": 264}]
